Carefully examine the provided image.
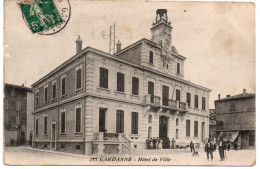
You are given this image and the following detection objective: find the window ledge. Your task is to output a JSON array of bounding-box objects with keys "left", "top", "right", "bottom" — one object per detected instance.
[
  {"left": 75, "top": 88, "right": 82, "bottom": 93},
  {"left": 52, "top": 98, "right": 57, "bottom": 102},
  {"left": 60, "top": 133, "right": 66, "bottom": 136},
  {"left": 130, "top": 134, "right": 140, "bottom": 137},
  {"left": 44, "top": 102, "right": 48, "bottom": 105},
  {"left": 114, "top": 91, "right": 126, "bottom": 95},
  {"left": 193, "top": 107, "right": 199, "bottom": 110},
  {"left": 43, "top": 134, "right": 48, "bottom": 136},
  {"left": 97, "top": 87, "right": 110, "bottom": 93},
  {"left": 60, "top": 94, "right": 67, "bottom": 98},
  {"left": 148, "top": 63, "right": 155, "bottom": 66},
  {"left": 130, "top": 94, "right": 140, "bottom": 98},
  {"left": 74, "top": 132, "right": 82, "bottom": 136}
]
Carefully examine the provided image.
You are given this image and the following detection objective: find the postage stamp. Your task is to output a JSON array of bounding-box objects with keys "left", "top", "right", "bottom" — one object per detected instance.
[{"left": 18, "top": 0, "right": 71, "bottom": 35}]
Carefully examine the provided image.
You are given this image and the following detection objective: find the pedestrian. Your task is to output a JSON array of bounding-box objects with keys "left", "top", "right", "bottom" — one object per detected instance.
[
  {"left": 152, "top": 137, "right": 156, "bottom": 149},
  {"left": 158, "top": 138, "right": 162, "bottom": 149},
  {"left": 171, "top": 138, "right": 176, "bottom": 149},
  {"left": 234, "top": 141, "right": 238, "bottom": 151},
  {"left": 205, "top": 139, "right": 214, "bottom": 160},
  {"left": 156, "top": 137, "right": 159, "bottom": 149},
  {"left": 218, "top": 139, "right": 226, "bottom": 161},
  {"left": 166, "top": 137, "right": 170, "bottom": 149},
  {"left": 227, "top": 142, "right": 231, "bottom": 151},
  {"left": 190, "top": 141, "right": 195, "bottom": 153}
]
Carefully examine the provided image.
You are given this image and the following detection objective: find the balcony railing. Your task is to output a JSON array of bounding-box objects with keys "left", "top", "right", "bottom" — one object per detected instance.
[{"left": 145, "top": 94, "right": 160, "bottom": 106}]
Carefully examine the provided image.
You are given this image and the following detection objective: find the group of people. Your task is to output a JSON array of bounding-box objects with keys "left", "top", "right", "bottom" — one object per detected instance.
[
  {"left": 203, "top": 139, "right": 239, "bottom": 161},
  {"left": 146, "top": 137, "right": 176, "bottom": 149}
]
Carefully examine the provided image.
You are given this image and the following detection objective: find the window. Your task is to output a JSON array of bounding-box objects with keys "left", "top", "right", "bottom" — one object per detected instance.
[
  {"left": 148, "top": 115, "right": 152, "bottom": 123},
  {"left": 61, "top": 76, "right": 66, "bottom": 96},
  {"left": 35, "top": 119, "right": 39, "bottom": 136},
  {"left": 44, "top": 86, "right": 48, "bottom": 103},
  {"left": 116, "top": 110, "right": 124, "bottom": 133},
  {"left": 176, "top": 89, "right": 181, "bottom": 101},
  {"left": 11, "top": 89, "right": 15, "bottom": 97},
  {"left": 75, "top": 145, "right": 81, "bottom": 150},
  {"left": 16, "top": 101, "right": 21, "bottom": 111},
  {"left": 176, "top": 129, "right": 179, "bottom": 139},
  {"left": 195, "top": 95, "right": 199, "bottom": 108},
  {"left": 76, "top": 68, "right": 82, "bottom": 90},
  {"left": 162, "top": 85, "right": 169, "bottom": 106},
  {"left": 194, "top": 121, "right": 198, "bottom": 137},
  {"left": 149, "top": 51, "right": 153, "bottom": 64},
  {"left": 132, "top": 77, "right": 139, "bottom": 95},
  {"left": 117, "top": 72, "right": 124, "bottom": 92},
  {"left": 36, "top": 90, "right": 39, "bottom": 107},
  {"left": 148, "top": 81, "right": 154, "bottom": 103},
  {"left": 52, "top": 82, "right": 56, "bottom": 99},
  {"left": 187, "top": 92, "right": 191, "bottom": 107},
  {"left": 76, "top": 107, "right": 81, "bottom": 133},
  {"left": 99, "top": 67, "right": 108, "bottom": 89},
  {"left": 61, "top": 111, "right": 66, "bottom": 134},
  {"left": 44, "top": 116, "right": 48, "bottom": 135},
  {"left": 230, "top": 103, "right": 236, "bottom": 111},
  {"left": 131, "top": 112, "right": 138, "bottom": 134},
  {"left": 176, "top": 118, "right": 179, "bottom": 126},
  {"left": 61, "top": 144, "right": 65, "bottom": 149},
  {"left": 186, "top": 119, "right": 190, "bottom": 137},
  {"left": 202, "top": 97, "right": 206, "bottom": 110},
  {"left": 177, "top": 63, "right": 180, "bottom": 74}
]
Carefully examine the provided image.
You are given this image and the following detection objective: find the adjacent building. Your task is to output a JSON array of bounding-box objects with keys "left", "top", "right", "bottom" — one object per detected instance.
[
  {"left": 215, "top": 89, "right": 255, "bottom": 149},
  {"left": 32, "top": 9, "right": 211, "bottom": 155},
  {"left": 209, "top": 109, "right": 216, "bottom": 140},
  {"left": 4, "top": 83, "right": 34, "bottom": 146}
]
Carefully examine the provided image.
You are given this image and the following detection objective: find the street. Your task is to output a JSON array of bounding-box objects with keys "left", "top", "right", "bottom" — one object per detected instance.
[{"left": 4, "top": 146, "right": 255, "bottom": 166}]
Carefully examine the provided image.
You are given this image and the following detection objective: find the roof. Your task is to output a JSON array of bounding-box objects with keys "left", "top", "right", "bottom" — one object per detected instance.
[
  {"left": 4, "top": 83, "right": 33, "bottom": 92},
  {"left": 31, "top": 45, "right": 210, "bottom": 92},
  {"left": 215, "top": 93, "right": 255, "bottom": 102}
]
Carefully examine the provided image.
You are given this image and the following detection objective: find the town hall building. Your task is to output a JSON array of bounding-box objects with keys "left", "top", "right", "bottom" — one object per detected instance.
[{"left": 32, "top": 9, "right": 211, "bottom": 155}]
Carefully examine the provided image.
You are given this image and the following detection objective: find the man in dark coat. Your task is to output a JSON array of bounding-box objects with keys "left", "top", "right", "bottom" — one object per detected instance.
[
  {"left": 218, "top": 140, "right": 226, "bottom": 161},
  {"left": 190, "top": 141, "right": 195, "bottom": 153},
  {"left": 152, "top": 137, "right": 156, "bottom": 149},
  {"left": 205, "top": 139, "right": 214, "bottom": 160}
]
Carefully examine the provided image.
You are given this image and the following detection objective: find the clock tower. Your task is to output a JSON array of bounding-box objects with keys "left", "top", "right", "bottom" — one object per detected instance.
[{"left": 151, "top": 9, "right": 173, "bottom": 52}]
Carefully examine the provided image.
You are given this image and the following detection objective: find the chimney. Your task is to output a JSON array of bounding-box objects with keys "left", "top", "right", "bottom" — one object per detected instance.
[
  {"left": 243, "top": 89, "right": 246, "bottom": 94},
  {"left": 75, "top": 35, "right": 83, "bottom": 54},
  {"left": 227, "top": 95, "right": 230, "bottom": 97},
  {"left": 116, "top": 40, "right": 121, "bottom": 53},
  {"left": 218, "top": 94, "right": 221, "bottom": 100}
]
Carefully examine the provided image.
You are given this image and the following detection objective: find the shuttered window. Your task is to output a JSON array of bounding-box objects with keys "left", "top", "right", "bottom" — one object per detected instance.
[
  {"left": 176, "top": 89, "right": 181, "bottom": 101},
  {"left": 116, "top": 110, "right": 124, "bottom": 133},
  {"left": 117, "top": 72, "right": 124, "bottom": 92},
  {"left": 76, "top": 108, "right": 81, "bottom": 132},
  {"left": 149, "top": 51, "right": 153, "bottom": 64},
  {"left": 36, "top": 91, "right": 39, "bottom": 106},
  {"left": 131, "top": 112, "right": 138, "bottom": 134},
  {"left": 202, "top": 97, "right": 206, "bottom": 110},
  {"left": 132, "top": 77, "right": 139, "bottom": 95},
  {"left": 194, "top": 121, "right": 198, "bottom": 137},
  {"left": 186, "top": 119, "right": 190, "bottom": 137},
  {"left": 76, "top": 69, "right": 82, "bottom": 89},
  {"left": 99, "top": 67, "right": 108, "bottom": 89},
  {"left": 187, "top": 92, "right": 191, "bottom": 106},
  {"left": 52, "top": 82, "right": 56, "bottom": 99},
  {"left": 44, "top": 87, "right": 48, "bottom": 103},
  {"left": 195, "top": 95, "right": 199, "bottom": 108},
  {"left": 177, "top": 63, "right": 180, "bottom": 74},
  {"left": 44, "top": 116, "right": 47, "bottom": 135},
  {"left": 35, "top": 119, "right": 39, "bottom": 135},
  {"left": 61, "top": 112, "right": 66, "bottom": 134},
  {"left": 61, "top": 77, "right": 66, "bottom": 96}
]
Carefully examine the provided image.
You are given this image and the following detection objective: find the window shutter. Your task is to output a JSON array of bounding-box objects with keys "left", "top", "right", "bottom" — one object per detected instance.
[
  {"left": 76, "top": 69, "right": 82, "bottom": 89},
  {"left": 76, "top": 108, "right": 81, "bottom": 132},
  {"left": 186, "top": 120, "right": 190, "bottom": 137}
]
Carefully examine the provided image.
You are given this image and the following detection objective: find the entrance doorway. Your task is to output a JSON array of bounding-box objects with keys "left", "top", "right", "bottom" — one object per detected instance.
[
  {"left": 159, "top": 116, "right": 168, "bottom": 139},
  {"left": 51, "top": 123, "right": 56, "bottom": 149},
  {"left": 99, "top": 108, "right": 107, "bottom": 132}
]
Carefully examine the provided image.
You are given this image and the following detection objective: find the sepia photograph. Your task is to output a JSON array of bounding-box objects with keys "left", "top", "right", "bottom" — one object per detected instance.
[{"left": 3, "top": 0, "right": 256, "bottom": 166}]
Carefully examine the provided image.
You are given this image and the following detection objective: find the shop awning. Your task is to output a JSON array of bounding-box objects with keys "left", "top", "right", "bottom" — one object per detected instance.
[{"left": 218, "top": 131, "right": 239, "bottom": 142}]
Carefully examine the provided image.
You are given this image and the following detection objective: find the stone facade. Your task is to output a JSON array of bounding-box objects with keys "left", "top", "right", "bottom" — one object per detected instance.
[
  {"left": 4, "top": 83, "right": 33, "bottom": 146},
  {"left": 32, "top": 9, "right": 211, "bottom": 155},
  {"left": 215, "top": 90, "right": 255, "bottom": 149}
]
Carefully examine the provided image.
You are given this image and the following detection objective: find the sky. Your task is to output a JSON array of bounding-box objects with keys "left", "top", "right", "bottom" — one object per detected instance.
[{"left": 4, "top": 0, "right": 255, "bottom": 109}]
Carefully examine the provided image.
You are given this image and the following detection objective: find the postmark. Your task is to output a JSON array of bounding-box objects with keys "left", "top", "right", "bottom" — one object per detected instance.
[{"left": 18, "top": 0, "right": 71, "bottom": 35}]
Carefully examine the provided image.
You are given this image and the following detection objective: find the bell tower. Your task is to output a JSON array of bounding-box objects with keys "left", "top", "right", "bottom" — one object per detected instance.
[{"left": 151, "top": 9, "right": 173, "bottom": 52}]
